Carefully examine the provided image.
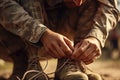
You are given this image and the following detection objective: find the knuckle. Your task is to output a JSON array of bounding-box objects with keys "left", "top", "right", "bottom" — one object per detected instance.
[
  {"left": 80, "top": 54, "right": 87, "bottom": 60},
  {"left": 81, "top": 54, "right": 87, "bottom": 59},
  {"left": 87, "top": 55, "right": 93, "bottom": 60},
  {"left": 78, "top": 48, "right": 84, "bottom": 53}
]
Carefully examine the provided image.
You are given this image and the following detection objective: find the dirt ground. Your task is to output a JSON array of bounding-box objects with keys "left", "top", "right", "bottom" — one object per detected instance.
[
  {"left": 0, "top": 58, "right": 120, "bottom": 80},
  {"left": 87, "top": 60, "right": 120, "bottom": 80},
  {"left": 41, "top": 59, "right": 120, "bottom": 80}
]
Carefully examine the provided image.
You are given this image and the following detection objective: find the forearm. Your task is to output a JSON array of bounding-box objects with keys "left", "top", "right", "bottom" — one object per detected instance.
[
  {"left": 0, "top": 0, "right": 47, "bottom": 43},
  {"left": 86, "top": 0, "right": 120, "bottom": 47}
]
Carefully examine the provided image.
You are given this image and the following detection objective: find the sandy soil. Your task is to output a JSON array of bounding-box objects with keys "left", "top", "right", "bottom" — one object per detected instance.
[
  {"left": 87, "top": 60, "right": 120, "bottom": 80},
  {"left": 0, "top": 59, "right": 120, "bottom": 80}
]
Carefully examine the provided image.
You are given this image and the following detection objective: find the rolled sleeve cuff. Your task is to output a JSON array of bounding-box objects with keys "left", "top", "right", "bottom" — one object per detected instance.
[
  {"left": 86, "top": 28, "right": 107, "bottom": 47},
  {"left": 28, "top": 24, "right": 47, "bottom": 43}
]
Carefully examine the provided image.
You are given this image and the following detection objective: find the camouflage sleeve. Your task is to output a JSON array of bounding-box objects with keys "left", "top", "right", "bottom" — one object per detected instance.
[
  {"left": 86, "top": 0, "right": 120, "bottom": 47},
  {"left": 0, "top": 0, "right": 47, "bottom": 43}
]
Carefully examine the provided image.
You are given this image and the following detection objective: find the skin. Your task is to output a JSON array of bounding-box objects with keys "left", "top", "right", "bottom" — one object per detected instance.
[
  {"left": 71, "top": 37, "right": 101, "bottom": 64},
  {"left": 40, "top": 29, "right": 101, "bottom": 65},
  {"left": 40, "top": 29, "right": 74, "bottom": 58}
]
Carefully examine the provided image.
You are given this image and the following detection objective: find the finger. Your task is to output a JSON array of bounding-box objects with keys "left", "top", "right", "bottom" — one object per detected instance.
[
  {"left": 74, "top": 41, "right": 83, "bottom": 49},
  {"left": 82, "top": 51, "right": 98, "bottom": 62},
  {"left": 64, "top": 37, "right": 74, "bottom": 51},
  {"left": 45, "top": 46, "right": 58, "bottom": 58},
  {"left": 72, "top": 41, "right": 89, "bottom": 59},
  {"left": 96, "top": 49, "right": 102, "bottom": 57},
  {"left": 53, "top": 42, "right": 66, "bottom": 57},
  {"left": 59, "top": 39, "right": 73, "bottom": 56},
  {"left": 48, "top": 49, "right": 58, "bottom": 58},
  {"left": 84, "top": 54, "right": 100, "bottom": 65},
  {"left": 79, "top": 43, "right": 96, "bottom": 60},
  {"left": 70, "top": 42, "right": 82, "bottom": 59},
  {"left": 48, "top": 44, "right": 61, "bottom": 58},
  {"left": 83, "top": 59, "right": 94, "bottom": 65}
]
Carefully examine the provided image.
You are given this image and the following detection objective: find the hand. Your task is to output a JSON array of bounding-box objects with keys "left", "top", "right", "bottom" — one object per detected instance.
[
  {"left": 71, "top": 37, "right": 101, "bottom": 64},
  {"left": 40, "top": 29, "right": 74, "bottom": 58}
]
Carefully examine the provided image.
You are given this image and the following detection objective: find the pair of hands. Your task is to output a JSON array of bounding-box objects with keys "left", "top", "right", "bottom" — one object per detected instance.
[{"left": 40, "top": 29, "right": 101, "bottom": 64}]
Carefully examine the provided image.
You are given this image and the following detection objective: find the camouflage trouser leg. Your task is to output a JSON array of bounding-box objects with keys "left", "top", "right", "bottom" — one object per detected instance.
[
  {"left": 0, "top": 25, "right": 48, "bottom": 80},
  {"left": 8, "top": 49, "right": 28, "bottom": 80},
  {"left": 0, "top": 26, "right": 29, "bottom": 80}
]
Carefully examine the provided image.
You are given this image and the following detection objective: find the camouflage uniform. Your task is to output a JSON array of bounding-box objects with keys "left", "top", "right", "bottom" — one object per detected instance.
[
  {"left": 0, "top": 0, "right": 119, "bottom": 79},
  {"left": 0, "top": 0, "right": 119, "bottom": 50}
]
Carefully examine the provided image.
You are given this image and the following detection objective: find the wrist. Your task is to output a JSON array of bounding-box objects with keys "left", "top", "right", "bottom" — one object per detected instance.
[
  {"left": 85, "top": 37, "right": 101, "bottom": 48},
  {"left": 40, "top": 28, "right": 50, "bottom": 43}
]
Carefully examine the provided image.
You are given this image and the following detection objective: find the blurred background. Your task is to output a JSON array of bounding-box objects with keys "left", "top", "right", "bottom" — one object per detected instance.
[{"left": 0, "top": 1, "right": 120, "bottom": 80}]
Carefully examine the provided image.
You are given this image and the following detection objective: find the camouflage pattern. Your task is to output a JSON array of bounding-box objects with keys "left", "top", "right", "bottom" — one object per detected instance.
[
  {"left": 43, "top": 0, "right": 120, "bottom": 47},
  {"left": 0, "top": 25, "right": 25, "bottom": 54},
  {"left": 86, "top": 0, "right": 120, "bottom": 47},
  {"left": 0, "top": 0, "right": 47, "bottom": 44},
  {"left": 0, "top": 0, "right": 47, "bottom": 54},
  {"left": 0, "top": 0, "right": 119, "bottom": 54}
]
